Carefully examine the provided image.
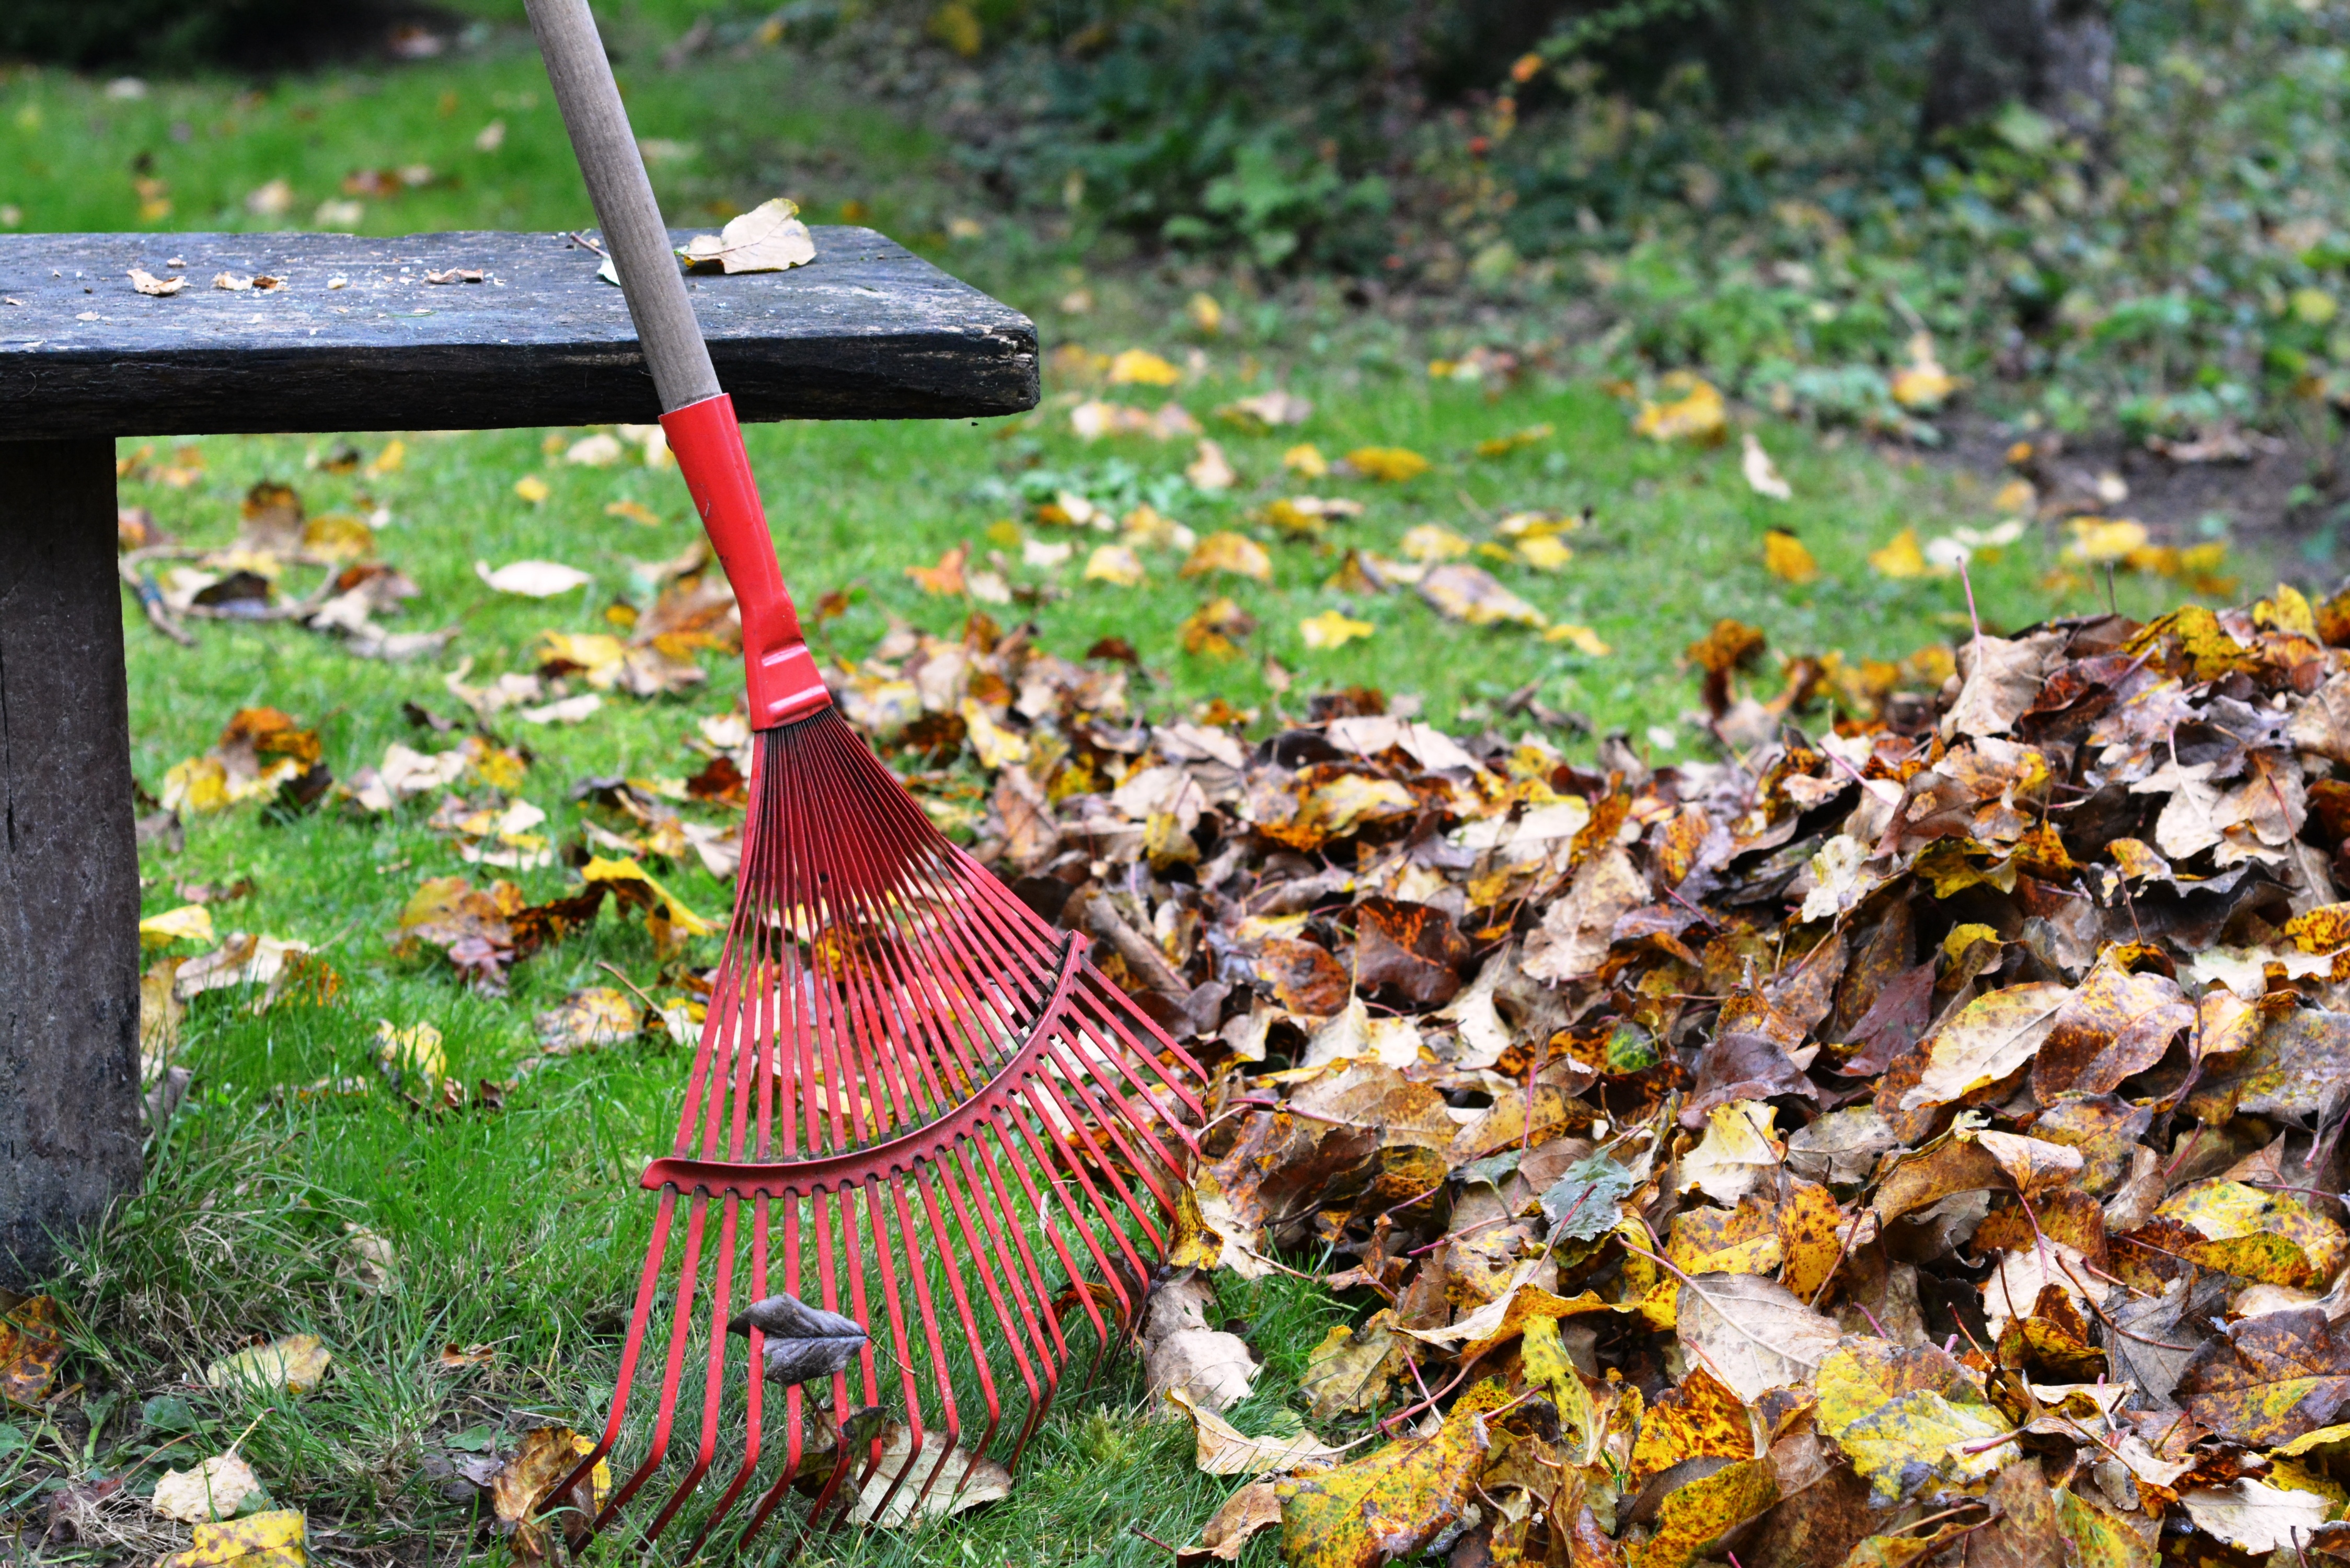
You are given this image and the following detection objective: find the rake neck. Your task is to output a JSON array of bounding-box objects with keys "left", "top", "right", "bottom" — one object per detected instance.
[{"left": 661, "top": 394, "right": 832, "bottom": 729}]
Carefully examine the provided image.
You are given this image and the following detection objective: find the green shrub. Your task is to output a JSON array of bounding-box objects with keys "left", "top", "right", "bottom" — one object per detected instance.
[{"left": 0, "top": 0, "right": 404, "bottom": 68}]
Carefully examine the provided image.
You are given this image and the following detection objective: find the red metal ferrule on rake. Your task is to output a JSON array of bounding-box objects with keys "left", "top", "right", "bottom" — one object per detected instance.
[{"left": 524, "top": 1, "right": 1210, "bottom": 1557}]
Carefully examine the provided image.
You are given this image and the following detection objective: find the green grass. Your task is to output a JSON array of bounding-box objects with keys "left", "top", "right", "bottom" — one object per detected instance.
[{"left": 0, "top": 23, "right": 2251, "bottom": 1567}]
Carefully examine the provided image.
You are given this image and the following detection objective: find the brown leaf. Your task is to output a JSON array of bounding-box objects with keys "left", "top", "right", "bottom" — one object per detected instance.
[
  {"left": 2032, "top": 949, "right": 2191, "bottom": 1100},
  {"left": 0, "top": 1295, "right": 65, "bottom": 1406},
  {"left": 1351, "top": 896, "right": 1470, "bottom": 1008},
  {"left": 1943, "top": 633, "right": 2059, "bottom": 740},
  {"left": 2176, "top": 1307, "right": 2350, "bottom": 1445},
  {"left": 1257, "top": 936, "right": 1351, "bottom": 1014},
  {"left": 1177, "top": 1481, "right": 1283, "bottom": 1564},
  {"left": 487, "top": 1427, "right": 603, "bottom": 1561},
  {"left": 1967, "top": 1462, "right": 2066, "bottom": 1568}
]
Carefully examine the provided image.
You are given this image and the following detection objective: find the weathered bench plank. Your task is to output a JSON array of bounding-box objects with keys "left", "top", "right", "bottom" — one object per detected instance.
[{"left": 0, "top": 227, "right": 1038, "bottom": 437}]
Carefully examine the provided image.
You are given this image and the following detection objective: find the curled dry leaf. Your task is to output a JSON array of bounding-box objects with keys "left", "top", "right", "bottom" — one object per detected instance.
[
  {"left": 1167, "top": 1386, "right": 1345, "bottom": 1477},
  {"left": 488, "top": 1427, "right": 607, "bottom": 1561},
  {"left": 679, "top": 197, "right": 815, "bottom": 273},
  {"left": 1178, "top": 1480, "right": 1283, "bottom": 1565},
  {"left": 725, "top": 1291, "right": 869, "bottom": 1387}
]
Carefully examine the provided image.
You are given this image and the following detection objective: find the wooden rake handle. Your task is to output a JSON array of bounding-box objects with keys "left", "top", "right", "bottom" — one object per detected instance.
[
  {"left": 525, "top": 0, "right": 830, "bottom": 726},
  {"left": 525, "top": 0, "right": 719, "bottom": 413}
]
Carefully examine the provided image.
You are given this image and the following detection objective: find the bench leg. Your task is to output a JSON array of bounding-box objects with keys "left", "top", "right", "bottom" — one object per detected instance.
[{"left": 0, "top": 439, "right": 142, "bottom": 1286}]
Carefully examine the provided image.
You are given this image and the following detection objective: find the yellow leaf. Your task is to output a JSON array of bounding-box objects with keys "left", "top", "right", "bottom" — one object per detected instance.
[
  {"left": 1301, "top": 1310, "right": 1401, "bottom": 1420},
  {"left": 1180, "top": 532, "right": 1273, "bottom": 583},
  {"left": 533, "top": 988, "right": 639, "bottom": 1055},
  {"left": 363, "top": 440, "right": 405, "bottom": 477},
  {"left": 958, "top": 697, "right": 1031, "bottom": 769},
  {"left": 1542, "top": 622, "right": 1611, "bottom": 655},
  {"left": 513, "top": 475, "right": 549, "bottom": 504},
  {"left": 579, "top": 856, "right": 717, "bottom": 936},
  {"left": 157, "top": 1509, "right": 308, "bottom": 1568},
  {"left": 301, "top": 513, "right": 375, "bottom": 561},
  {"left": 1517, "top": 535, "right": 1574, "bottom": 571},
  {"left": 535, "top": 630, "right": 626, "bottom": 676},
  {"left": 1344, "top": 446, "right": 1431, "bottom": 482},
  {"left": 2064, "top": 517, "right": 2150, "bottom": 564},
  {"left": 489, "top": 1427, "right": 608, "bottom": 1562},
  {"left": 1476, "top": 422, "right": 1552, "bottom": 458},
  {"left": 375, "top": 1019, "right": 445, "bottom": 1088},
  {"left": 1891, "top": 333, "right": 1955, "bottom": 410},
  {"left": 162, "top": 755, "right": 233, "bottom": 814},
  {"left": 141, "top": 905, "right": 216, "bottom": 949},
  {"left": 1275, "top": 1388, "right": 1496, "bottom": 1568},
  {"left": 1180, "top": 596, "right": 1257, "bottom": 658},
  {"left": 1816, "top": 1338, "right": 2017, "bottom": 1502},
  {"left": 206, "top": 1334, "right": 333, "bottom": 1397},
  {"left": 1899, "top": 981, "right": 2071, "bottom": 1111},
  {"left": 1632, "top": 373, "right": 1726, "bottom": 444},
  {"left": 1763, "top": 528, "right": 1818, "bottom": 583},
  {"left": 1282, "top": 443, "right": 1328, "bottom": 477},
  {"left": 1186, "top": 293, "right": 1224, "bottom": 334},
  {"left": 1108, "top": 348, "right": 1182, "bottom": 386},
  {"left": 1300, "top": 610, "right": 1374, "bottom": 650},
  {"left": 2157, "top": 1180, "right": 2348, "bottom": 1286},
  {"left": 1400, "top": 525, "right": 1471, "bottom": 563},
  {"left": 1418, "top": 563, "right": 1544, "bottom": 627},
  {"left": 1626, "top": 1457, "right": 1778, "bottom": 1568},
  {"left": 1083, "top": 544, "right": 1146, "bottom": 586},
  {"left": 1869, "top": 528, "right": 1928, "bottom": 579},
  {"left": 1629, "top": 1366, "right": 1755, "bottom": 1488},
  {"left": 2296, "top": 287, "right": 2339, "bottom": 326},
  {"left": 2056, "top": 1485, "right": 2156, "bottom": 1568}
]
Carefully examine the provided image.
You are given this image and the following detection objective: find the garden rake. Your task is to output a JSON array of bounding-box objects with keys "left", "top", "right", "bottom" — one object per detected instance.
[{"left": 524, "top": 0, "right": 1209, "bottom": 1554}]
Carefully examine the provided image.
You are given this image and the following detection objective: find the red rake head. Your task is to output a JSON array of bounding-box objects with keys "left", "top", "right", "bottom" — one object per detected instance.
[{"left": 544, "top": 706, "right": 1207, "bottom": 1558}]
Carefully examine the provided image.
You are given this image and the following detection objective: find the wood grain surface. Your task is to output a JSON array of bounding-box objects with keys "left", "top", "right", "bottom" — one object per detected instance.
[
  {"left": 0, "top": 440, "right": 143, "bottom": 1284},
  {"left": 0, "top": 227, "right": 1038, "bottom": 437}
]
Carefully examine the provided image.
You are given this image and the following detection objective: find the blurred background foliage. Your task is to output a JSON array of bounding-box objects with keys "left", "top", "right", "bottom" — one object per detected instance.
[{"left": 15, "top": 0, "right": 2350, "bottom": 456}]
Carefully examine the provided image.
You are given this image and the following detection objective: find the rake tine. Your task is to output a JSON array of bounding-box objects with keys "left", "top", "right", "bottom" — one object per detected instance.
[
  {"left": 679, "top": 1189, "right": 767, "bottom": 1558},
  {"left": 575, "top": 714, "right": 1204, "bottom": 1562},
  {"left": 642, "top": 1189, "right": 738, "bottom": 1543}
]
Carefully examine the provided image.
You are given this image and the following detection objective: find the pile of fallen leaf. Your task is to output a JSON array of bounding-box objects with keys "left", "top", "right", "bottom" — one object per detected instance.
[
  {"left": 832, "top": 580, "right": 2350, "bottom": 1568},
  {"left": 125, "top": 439, "right": 2350, "bottom": 1566}
]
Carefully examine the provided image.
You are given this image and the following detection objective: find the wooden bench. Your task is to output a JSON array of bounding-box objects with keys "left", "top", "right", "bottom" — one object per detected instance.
[{"left": 0, "top": 227, "right": 1036, "bottom": 1283}]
